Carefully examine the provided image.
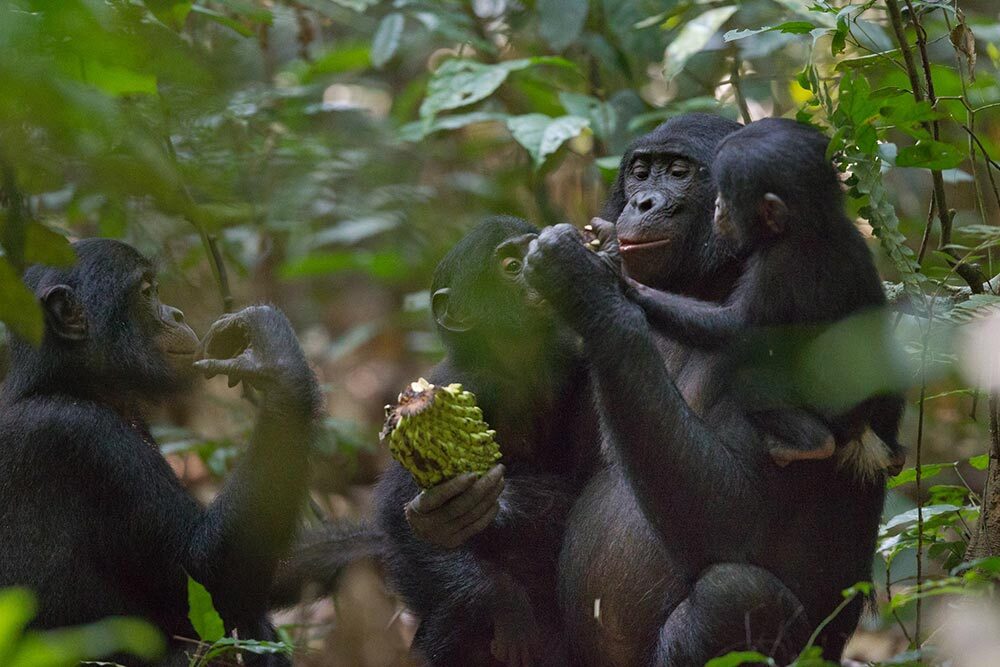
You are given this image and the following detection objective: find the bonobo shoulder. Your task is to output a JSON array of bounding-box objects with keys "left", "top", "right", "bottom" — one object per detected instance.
[{"left": 0, "top": 397, "right": 140, "bottom": 454}]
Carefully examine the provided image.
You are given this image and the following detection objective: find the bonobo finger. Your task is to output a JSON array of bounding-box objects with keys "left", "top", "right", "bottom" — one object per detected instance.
[
  {"left": 410, "top": 472, "right": 477, "bottom": 514},
  {"left": 438, "top": 464, "right": 505, "bottom": 522},
  {"left": 192, "top": 354, "right": 260, "bottom": 381},
  {"left": 198, "top": 314, "right": 249, "bottom": 361},
  {"left": 448, "top": 501, "right": 499, "bottom": 547}
]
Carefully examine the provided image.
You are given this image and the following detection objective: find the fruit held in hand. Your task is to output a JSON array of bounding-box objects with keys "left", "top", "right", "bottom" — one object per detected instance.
[{"left": 381, "top": 378, "right": 501, "bottom": 488}]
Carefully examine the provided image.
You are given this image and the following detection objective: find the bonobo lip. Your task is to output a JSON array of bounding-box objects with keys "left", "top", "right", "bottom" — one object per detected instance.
[
  {"left": 167, "top": 349, "right": 198, "bottom": 357},
  {"left": 618, "top": 237, "right": 673, "bottom": 253}
]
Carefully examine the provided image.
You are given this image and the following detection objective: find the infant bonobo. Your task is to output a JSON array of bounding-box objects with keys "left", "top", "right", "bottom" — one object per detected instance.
[{"left": 622, "top": 118, "right": 905, "bottom": 470}]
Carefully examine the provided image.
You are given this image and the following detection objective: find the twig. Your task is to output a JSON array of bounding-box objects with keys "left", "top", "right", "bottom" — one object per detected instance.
[
  {"left": 728, "top": 48, "right": 753, "bottom": 124},
  {"left": 885, "top": 0, "right": 985, "bottom": 292}
]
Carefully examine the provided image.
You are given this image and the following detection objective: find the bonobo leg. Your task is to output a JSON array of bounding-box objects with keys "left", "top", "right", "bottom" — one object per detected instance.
[
  {"left": 655, "top": 564, "right": 811, "bottom": 667},
  {"left": 751, "top": 409, "right": 836, "bottom": 466}
]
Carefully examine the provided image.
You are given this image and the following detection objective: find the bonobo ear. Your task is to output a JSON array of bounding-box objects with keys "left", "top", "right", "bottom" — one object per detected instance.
[
  {"left": 40, "top": 285, "right": 88, "bottom": 341},
  {"left": 431, "top": 288, "right": 474, "bottom": 333},
  {"left": 761, "top": 193, "right": 789, "bottom": 235}
]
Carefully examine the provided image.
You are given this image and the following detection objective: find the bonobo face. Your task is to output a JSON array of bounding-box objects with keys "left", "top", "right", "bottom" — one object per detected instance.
[
  {"left": 602, "top": 114, "right": 742, "bottom": 291},
  {"left": 615, "top": 150, "right": 703, "bottom": 284},
  {"left": 132, "top": 269, "right": 200, "bottom": 380},
  {"left": 431, "top": 216, "right": 558, "bottom": 359}
]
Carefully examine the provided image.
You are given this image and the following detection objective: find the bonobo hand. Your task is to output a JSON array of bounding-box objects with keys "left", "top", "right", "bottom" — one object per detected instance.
[
  {"left": 195, "top": 305, "right": 320, "bottom": 416},
  {"left": 405, "top": 464, "right": 505, "bottom": 549},
  {"left": 523, "top": 223, "right": 624, "bottom": 328}
]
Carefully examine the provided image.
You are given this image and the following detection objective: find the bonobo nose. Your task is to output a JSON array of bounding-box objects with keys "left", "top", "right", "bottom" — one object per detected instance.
[
  {"left": 629, "top": 191, "right": 667, "bottom": 215},
  {"left": 164, "top": 306, "right": 186, "bottom": 323}
]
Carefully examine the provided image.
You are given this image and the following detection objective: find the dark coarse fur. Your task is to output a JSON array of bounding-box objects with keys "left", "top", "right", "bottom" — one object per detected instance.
[
  {"left": 519, "top": 114, "right": 887, "bottom": 666},
  {"left": 0, "top": 239, "right": 320, "bottom": 667},
  {"left": 628, "top": 117, "right": 905, "bottom": 463},
  {"left": 374, "top": 216, "right": 599, "bottom": 666}
]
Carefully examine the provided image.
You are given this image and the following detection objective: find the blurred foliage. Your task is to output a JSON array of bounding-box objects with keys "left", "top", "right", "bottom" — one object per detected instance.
[
  {"left": 0, "top": 587, "right": 163, "bottom": 666},
  {"left": 3, "top": 0, "right": 1000, "bottom": 664}
]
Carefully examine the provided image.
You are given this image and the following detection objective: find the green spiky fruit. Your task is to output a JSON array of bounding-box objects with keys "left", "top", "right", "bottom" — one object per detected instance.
[{"left": 380, "top": 378, "right": 501, "bottom": 488}]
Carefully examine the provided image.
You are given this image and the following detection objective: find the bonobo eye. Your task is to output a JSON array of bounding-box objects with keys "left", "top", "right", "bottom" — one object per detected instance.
[
  {"left": 668, "top": 160, "right": 690, "bottom": 178},
  {"left": 630, "top": 160, "right": 650, "bottom": 181},
  {"left": 501, "top": 256, "right": 523, "bottom": 275},
  {"left": 139, "top": 280, "right": 157, "bottom": 300}
]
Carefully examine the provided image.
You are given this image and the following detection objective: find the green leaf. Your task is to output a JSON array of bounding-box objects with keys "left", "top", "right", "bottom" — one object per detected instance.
[
  {"left": 399, "top": 111, "right": 509, "bottom": 141},
  {"left": 0, "top": 257, "right": 43, "bottom": 346},
  {"left": 0, "top": 588, "right": 36, "bottom": 664},
  {"left": 190, "top": 5, "right": 256, "bottom": 37},
  {"left": 969, "top": 454, "right": 990, "bottom": 470},
  {"left": 419, "top": 57, "right": 577, "bottom": 121},
  {"left": 11, "top": 616, "right": 164, "bottom": 666},
  {"left": 558, "top": 91, "right": 618, "bottom": 142},
  {"left": 24, "top": 224, "right": 75, "bottom": 268},
  {"left": 506, "top": 114, "right": 589, "bottom": 168},
  {"left": 371, "top": 13, "right": 404, "bottom": 69},
  {"left": 895, "top": 140, "right": 965, "bottom": 170},
  {"left": 723, "top": 21, "right": 816, "bottom": 42},
  {"left": 887, "top": 463, "right": 947, "bottom": 489},
  {"left": 144, "top": 0, "right": 193, "bottom": 30},
  {"left": 78, "top": 61, "right": 158, "bottom": 97},
  {"left": 705, "top": 651, "right": 774, "bottom": 667},
  {"left": 663, "top": 6, "right": 738, "bottom": 81},
  {"left": 538, "top": 0, "right": 589, "bottom": 52},
  {"left": 187, "top": 576, "right": 225, "bottom": 643}
]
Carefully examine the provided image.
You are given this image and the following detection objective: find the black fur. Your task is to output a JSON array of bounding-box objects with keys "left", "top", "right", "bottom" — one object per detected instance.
[
  {"left": 0, "top": 239, "right": 319, "bottom": 666},
  {"left": 375, "top": 216, "right": 599, "bottom": 666},
  {"left": 521, "top": 114, "right": 887, "bottom": 665},
  {"left": 629, "top": 117, "right": 906, "bottom": 463}
]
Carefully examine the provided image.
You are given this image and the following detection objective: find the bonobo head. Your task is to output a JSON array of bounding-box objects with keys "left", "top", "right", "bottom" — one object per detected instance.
[
  {"left": 603, "top": 113, "right": 741, "bottom": 293},
  {"left": 4, "top": 239, "right": 199, "bottom": 402},
  {"left": 431, "top": 215, "right": 566, "bottom": 368},
  {"left": 713, "top": 118, "right": 845, "bottom": 251}
]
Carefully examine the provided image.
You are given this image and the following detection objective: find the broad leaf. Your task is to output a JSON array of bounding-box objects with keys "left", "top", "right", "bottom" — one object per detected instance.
[
  {"left": 663, "top": 6, "right": 738, "bottom": 81},
  {"left": 506, "top": 114, "right": 589, "bottom": 168},
  {"left": 538, "top": 0, "right": 589, "bottom": 51},
  {"left": 371, "top": 13, "right": 404, "bottom": 69},
  {"left": 0, "top": 258, "right": 43, "bottom": 346},
  {"left": 187, "top": 576, "right": 225, "bottom": 643}
]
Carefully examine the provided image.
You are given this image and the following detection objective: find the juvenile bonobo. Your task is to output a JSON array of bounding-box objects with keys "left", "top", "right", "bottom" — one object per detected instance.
[
  {"left": 0, "top": 239, "right": 320, "bottom": 666},
  {"left": 374, "top": 216, "right": 598, "bottom": 666},
  {"left": 522, "top": 114, "right": 886, "bottom": 666},
  {"left": 626, "top": 118, "right": 906, "bottom": 469}
]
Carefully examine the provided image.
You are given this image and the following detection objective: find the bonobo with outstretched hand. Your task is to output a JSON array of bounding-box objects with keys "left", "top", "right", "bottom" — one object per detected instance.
[
  {"left": 614, "top": 118, "right": 906, "bottom": 470},
  {"left": 0, "top": 239, "right": 319, "bottom": 667},
  {"left": 374, "top": 216, "right": 599, "bottom": 666}
]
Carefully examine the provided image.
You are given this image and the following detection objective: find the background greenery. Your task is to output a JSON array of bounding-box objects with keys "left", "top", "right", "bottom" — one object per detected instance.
[{"left": 3, "top": 0, "right": 1000, "bottom": 665}]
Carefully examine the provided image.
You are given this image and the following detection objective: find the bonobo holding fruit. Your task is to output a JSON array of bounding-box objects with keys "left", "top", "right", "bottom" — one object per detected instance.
[
  {"left": 625, "top": 117, "right": 906, "bottom": 469},
  {"left": 0, "top": 239, "right": 319, "bottom": 666},
  {"left": 516, "top": 114, "right": 888, "bottom": 665},
  {"left": 374, "top": 216, "right": 598, "bottom": 666}
]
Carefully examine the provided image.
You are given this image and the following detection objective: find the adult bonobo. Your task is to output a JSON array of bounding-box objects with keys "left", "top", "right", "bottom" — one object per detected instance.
[
  {"left": 523, "top": 114, "right": 889, "bottom": 665},
  {"left": 0, "top": 239, "right": 320, "bottom": 666},
  {"left": 375, "top": 216, "right": 599, "bottom": 666}
]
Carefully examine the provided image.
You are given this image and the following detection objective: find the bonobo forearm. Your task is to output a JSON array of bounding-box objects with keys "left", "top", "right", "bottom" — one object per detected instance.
[
  {"left": 581, "top": 298, "right": 760, "bottom": 563},
  {"left": 630, "top": 285, "right": 739, "bottom": 349}
]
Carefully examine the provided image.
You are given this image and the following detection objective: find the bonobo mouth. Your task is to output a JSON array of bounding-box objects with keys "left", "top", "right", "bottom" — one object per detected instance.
[
  {"left": 167, "top": 349, "right": 198, "bottom": 357},
  {"left": 618, "top": 237, "right": 673, "bottom": 253}
]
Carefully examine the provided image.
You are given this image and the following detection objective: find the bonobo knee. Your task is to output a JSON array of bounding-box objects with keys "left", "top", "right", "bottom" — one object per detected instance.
[{"left": 657, "top": 563, "right": 811, "bottom": 667}]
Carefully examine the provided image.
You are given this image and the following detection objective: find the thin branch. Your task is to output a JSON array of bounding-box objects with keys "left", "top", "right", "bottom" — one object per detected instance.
[
  {"left": 728, "top": 49, "right": 753, "bottom": 124},
  {"left": 885, "top": 0, "right": 985, "bottom": 292}
]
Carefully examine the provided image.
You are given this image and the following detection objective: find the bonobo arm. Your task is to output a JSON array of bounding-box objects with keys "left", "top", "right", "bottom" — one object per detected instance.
[
  {"left": 523, "top": 225, "right": 762, "bottom": 565},
  {"left": 189, "top": 305, "right": 320, "bottom": 619},
  {"left": 627, "top": 279, "right": 741, "bottom": 349}
]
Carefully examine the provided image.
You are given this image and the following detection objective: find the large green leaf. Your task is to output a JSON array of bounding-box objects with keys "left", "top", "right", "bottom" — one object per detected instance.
[
  {"left": 24, "top": 224, "right": 75, "bottom": 268},
  {"left": 419, "top": 57, "right": 577, "bottom": 121},
  {"left": 371, "top": 13, "right": 404, "bottom": 69},
  {"left": 723, "top": 21, "right": 815, "bottom": 42},
  {"left": 506, "top": 114, "right": 589, "bottom": 168},
  {"left": 187, "top": 576, "right": 225, "bottom": 643},
  {"left": 662, "top": 6, "right": 738, "bottom": 81},
  {"left": 0, "top": 258, "right": 43, "bottom": 346},
  {"left": 895, "top": 139, "right": 965, "bottom": 170},
  {"left": 538, "top": 0, "right": 589, "bottom": 52}
]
